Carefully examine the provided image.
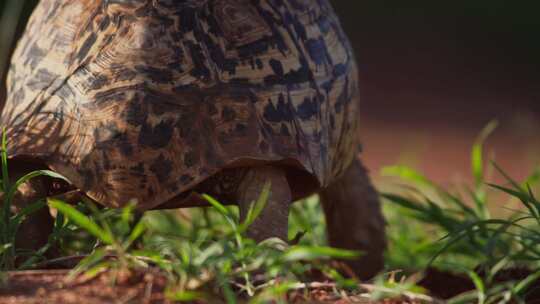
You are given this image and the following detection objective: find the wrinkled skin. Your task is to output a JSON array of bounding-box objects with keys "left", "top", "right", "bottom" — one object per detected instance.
[{"left": 1, "top": 0, "right": 385, "bottom": 278}]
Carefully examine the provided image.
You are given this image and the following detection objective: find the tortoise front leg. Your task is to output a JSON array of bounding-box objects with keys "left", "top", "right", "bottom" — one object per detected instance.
[
  {"left": 2, "top": 161, "right": 54, "bottom": 259},
  {"left": 319, "top": 158, "right": 386, "bottom": 280},
  {"left": 236, "top": 166, "right": 292, "bottom": 242}
]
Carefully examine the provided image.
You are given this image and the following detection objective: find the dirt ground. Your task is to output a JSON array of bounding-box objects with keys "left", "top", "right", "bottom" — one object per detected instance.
[
  {"left": 1, "top": 266, "right": 538, "bottom": 303},
  {"left": 0, "top": 269, "right": 170, "bottom": 304},
  {"left": 0, "top": 269, "right": 430, "bottom": 304}
]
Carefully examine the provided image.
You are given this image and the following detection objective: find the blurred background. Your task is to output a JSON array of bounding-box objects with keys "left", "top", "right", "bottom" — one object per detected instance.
[
  {"left": 1, "top": 0, "right": 539, "bottom": 186},
  {"left": 332, "top": 1, "right": 540, "bottom": 186}
]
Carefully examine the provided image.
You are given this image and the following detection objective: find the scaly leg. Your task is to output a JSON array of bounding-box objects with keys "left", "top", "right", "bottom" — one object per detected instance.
[
  {"left": 236, "top": 166, "right": 292, "bottom": 242},
  {"left": 2, "top": 161, "right": 54, "bottom": 259},
  {"left": 319, "top": 158, "right": 386, "bottom": 279}
]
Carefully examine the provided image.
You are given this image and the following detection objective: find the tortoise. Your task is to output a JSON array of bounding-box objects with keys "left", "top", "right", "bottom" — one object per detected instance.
[{"left": 1, "top": 0, "right": 385, "bottom": 278}]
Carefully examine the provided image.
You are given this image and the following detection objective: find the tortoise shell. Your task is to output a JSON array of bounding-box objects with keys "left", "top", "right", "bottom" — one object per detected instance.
[{"left": 1, "top": 0, "right": 360, "bottom": 210}]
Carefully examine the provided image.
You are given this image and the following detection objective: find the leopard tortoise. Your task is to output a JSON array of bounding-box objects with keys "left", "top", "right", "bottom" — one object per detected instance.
[{"left": 0, "top": 0, "right": 385, "bottom": 278}]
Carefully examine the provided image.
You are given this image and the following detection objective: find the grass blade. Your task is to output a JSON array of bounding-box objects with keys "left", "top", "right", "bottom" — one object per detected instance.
[
  {"left": 241, "top": 182, "right": 270, "bottom": 231},
  {"left": 283, "top": 245, "right": 360, "bottom": 262},
  {"left": 1, "top": 128, "right": 9, "bottom": 192},
  {"left": 512, "top": 270, "right": 540, "bottom": 296},
  {"left": 68, "top": 248, "right": 107, "bottom": 279},
  {"left": 10, "top": 199, "right": 47, "bottom": 224},
  {"left": 202, "top": 194, "right": 238, "bottom": 230},
  {"left": 381, "top": 165, "right": 435, "bottom": 189},
  {"left": 49, "top": 199, "right": 113, "bottom": 245},
  {"left": 203, "top": 194, "right": 233, "bottom": 219},
  {"left": 467, "top": 270, "right": 486, "bottom": 304},
  {"left": 124, "top": 220, "right": 146, "bottom": 249},
  {"left": 472, "top": 120, "right": 497, "bottom": 187}
]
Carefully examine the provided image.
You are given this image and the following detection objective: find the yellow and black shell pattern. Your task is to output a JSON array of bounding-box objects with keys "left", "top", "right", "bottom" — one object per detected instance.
[{"left": 1, "top": 0, "right": 361, "bottom": 210}]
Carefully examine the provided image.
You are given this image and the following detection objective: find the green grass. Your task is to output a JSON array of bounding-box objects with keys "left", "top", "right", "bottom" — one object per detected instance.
[
  {"left": 382, "top": 122, "right": 540, "bottom": 303},
  {"left": 2, "top": 123, "right": 540, "bottom": 302}
]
